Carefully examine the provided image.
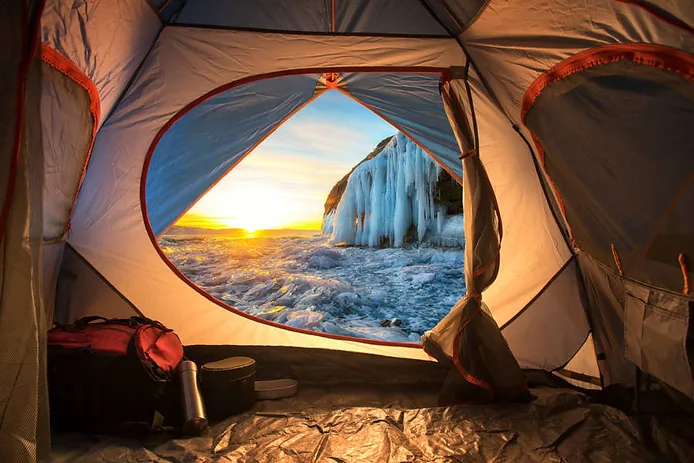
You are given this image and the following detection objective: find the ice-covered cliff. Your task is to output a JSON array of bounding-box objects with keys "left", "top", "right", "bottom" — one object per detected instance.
[{"left": 322, "top": 133, "right": 464, "bottom": 247}]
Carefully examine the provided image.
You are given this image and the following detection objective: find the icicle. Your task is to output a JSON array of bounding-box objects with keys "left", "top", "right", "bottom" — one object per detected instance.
[{"left": 330, "top": 133, "right": 450, "bottom": 247}]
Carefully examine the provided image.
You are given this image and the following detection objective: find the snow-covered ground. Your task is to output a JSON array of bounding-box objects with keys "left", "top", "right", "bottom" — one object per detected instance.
[{"left": 160, "top": 234, "right": 466, "bottom": 342}]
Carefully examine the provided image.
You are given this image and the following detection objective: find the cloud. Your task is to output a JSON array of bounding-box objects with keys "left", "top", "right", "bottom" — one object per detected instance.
[{"left": 268, "top": 123, "right": 374, "bottom": 157}]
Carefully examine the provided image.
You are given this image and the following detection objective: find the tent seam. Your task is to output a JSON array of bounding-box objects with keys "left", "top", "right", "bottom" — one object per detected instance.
[
  {"left": 142, "top": 0, "right": 165, "bottom": 24},
  {"left": 164, "top": 23, "right": 451, "bottom": 39},
  {"left": 612, "top": 0, "right": 694, "bottom": 35},
  {"left": 39, "top": 45, "right": 101, "bottom": 241},
  {"left": 500, "top": 255, "right": 577, "bottom": 331}
]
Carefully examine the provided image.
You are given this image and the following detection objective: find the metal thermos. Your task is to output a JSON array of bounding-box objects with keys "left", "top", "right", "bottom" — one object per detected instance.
[{"left": 179, "top": 360, "right": 208, "bottom": 435}]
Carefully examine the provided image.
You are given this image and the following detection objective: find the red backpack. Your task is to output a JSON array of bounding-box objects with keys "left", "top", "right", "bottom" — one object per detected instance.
[{"left": 47, "top": 316, "right": 184, "bottom": 433}]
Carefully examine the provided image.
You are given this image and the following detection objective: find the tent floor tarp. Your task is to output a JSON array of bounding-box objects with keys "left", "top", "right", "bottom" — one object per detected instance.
[{"left": 49, "top": 386, "right": 694, "bottom": 462}]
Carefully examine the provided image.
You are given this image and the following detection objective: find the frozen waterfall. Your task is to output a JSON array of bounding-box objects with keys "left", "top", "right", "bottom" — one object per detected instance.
[{"left": 324, "top": 133, "right": 455, "bottom": 247}]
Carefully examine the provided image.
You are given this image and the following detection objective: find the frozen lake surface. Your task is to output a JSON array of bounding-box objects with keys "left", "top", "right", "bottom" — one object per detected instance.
[{"left": 160, "top": 234, "right": 466, "bottom": 342}]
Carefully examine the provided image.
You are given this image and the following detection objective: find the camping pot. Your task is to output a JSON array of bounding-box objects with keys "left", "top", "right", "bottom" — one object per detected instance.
[{"left": 179, "top": 360, "right": 208, "bottom": 435}]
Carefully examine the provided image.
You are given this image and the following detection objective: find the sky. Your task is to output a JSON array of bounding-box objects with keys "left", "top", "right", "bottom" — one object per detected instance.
[{"left": 176, "top": 91, "right": 397, "bottom": 232}]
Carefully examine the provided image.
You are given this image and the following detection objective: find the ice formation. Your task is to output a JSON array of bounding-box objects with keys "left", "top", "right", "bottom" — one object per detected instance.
[{"left": 325, "top": 133, "right": 456, "bottom": 247}]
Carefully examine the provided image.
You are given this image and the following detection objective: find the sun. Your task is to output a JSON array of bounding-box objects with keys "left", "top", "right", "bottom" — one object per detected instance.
[{"left": 182, "top": 182, "right": 321, "bottom": 233}]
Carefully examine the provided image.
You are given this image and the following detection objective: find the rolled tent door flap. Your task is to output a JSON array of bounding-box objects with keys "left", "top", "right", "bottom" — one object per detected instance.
[{"left": 423, "top": 74, "right": 528, "bottom": 403}]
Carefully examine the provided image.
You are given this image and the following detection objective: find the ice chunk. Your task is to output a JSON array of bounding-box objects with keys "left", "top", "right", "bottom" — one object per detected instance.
[{"left": 306, "top": 248, "right": 342, "bottom": 269}]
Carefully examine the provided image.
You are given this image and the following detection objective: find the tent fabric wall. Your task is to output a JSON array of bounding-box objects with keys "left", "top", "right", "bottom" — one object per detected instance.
[
  {"left": 463, "top": 69, "right": 573, "bottom": 327},
  {"left": 577, "top": 253, "right": 637, "bottom": 387},
  {"left": 41, "top": 0, "right": 161, "bottom": 129},
  {"left": 65, "top": 27, "right": 464, "bottom": 357},
  {"left": 524, "top": 49, "right": 694, "bottom": 294},
  {"left": 459, "top": 0, "right": 694, "bottom": 137},
  {"left": 554, "top": 333, "right": 602, "bottom": 390},
  {"left": 42, "top": 242, "right": 64, "bottom": 327},
  {"left": 615, "top": 0, "right": 694, "bottom": 33}
]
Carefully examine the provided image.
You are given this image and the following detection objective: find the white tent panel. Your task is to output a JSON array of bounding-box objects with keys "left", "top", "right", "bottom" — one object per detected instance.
[
  {"left": 41, "top": 0, "right": 161, "bottom": 128},
  {"left": 563, "top": 333, "right": 601, "bottom": 379},
  {"left": 466, "top": 72, "right": 572, "bottom": 327}
]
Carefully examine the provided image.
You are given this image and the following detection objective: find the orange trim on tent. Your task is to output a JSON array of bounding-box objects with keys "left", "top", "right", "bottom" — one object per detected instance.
[
  {"left": 679, "top": 254, "right": 690, "bottom": 295},
  {"left": 324, "top": 72, "right": 340, "bottom": 89},
  {"left": 1, "top": 0, "right": 45, "bottom": 243},
  {"left": 451, "top": 305, "right": 494, "bottom": 400},
  {"left": 642, "top": 171, "right": 694, "bottom": 260},
  {"left": 521, "top": 43, "right": 694, "bottom": 252},
  {"left": 612, "top": 0, "right": 694, "bottom": 35},
  {"left": 140, "top": 67, "right": 450, "bottom": 350},
  {"left": 611, "top": 244, "right": 624, "bottom": 276},
  {"left": 522, "top": 43, "right": 694, "bottom": 123},
  {"left": 40, "top": 44, "right": 101, "bottom": 239},
  {"left": 331, "top": 0, "right": 336, "bottom": 32}
]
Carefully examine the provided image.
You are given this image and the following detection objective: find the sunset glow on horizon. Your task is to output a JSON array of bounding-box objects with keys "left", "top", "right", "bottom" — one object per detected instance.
[{"left": 176, "top": 91, "right": 397, "bottom": 233}]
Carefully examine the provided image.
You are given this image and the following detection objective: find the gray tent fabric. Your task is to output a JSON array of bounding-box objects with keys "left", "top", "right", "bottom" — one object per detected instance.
[
  {"left": 523, "top": 43, "right": 694, "bottom": 395},
  {"left": 0, "top": 1, "right": 50, "bottom": 461},
  {"left": 423, "top": 75, "right": 529, "bottom": 403},
  {"left": 170, "top": 0, "right": 482, "bottom": 35},
  {"left": 501, "top": 258, "right": 592, "bottom": 372}
]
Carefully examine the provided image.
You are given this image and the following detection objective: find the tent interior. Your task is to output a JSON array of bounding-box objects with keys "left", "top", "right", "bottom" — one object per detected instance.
[{"left": 2, "top": 0, "right": 694, "bottom": 461}]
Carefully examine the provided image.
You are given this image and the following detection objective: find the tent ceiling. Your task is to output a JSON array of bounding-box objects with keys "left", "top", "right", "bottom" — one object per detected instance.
[{"left": 154, "top": 0, "right": 486, "bottom": 36}]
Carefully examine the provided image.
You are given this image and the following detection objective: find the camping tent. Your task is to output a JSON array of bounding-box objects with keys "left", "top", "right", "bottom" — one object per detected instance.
[{"left": 2, "top": 0, "right": 693, "bottom": 460}]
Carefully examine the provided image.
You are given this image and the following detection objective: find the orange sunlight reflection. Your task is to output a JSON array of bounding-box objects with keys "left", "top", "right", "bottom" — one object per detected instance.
[{"left": 178, "top": 183, "right": 322, "bottom": 232}]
